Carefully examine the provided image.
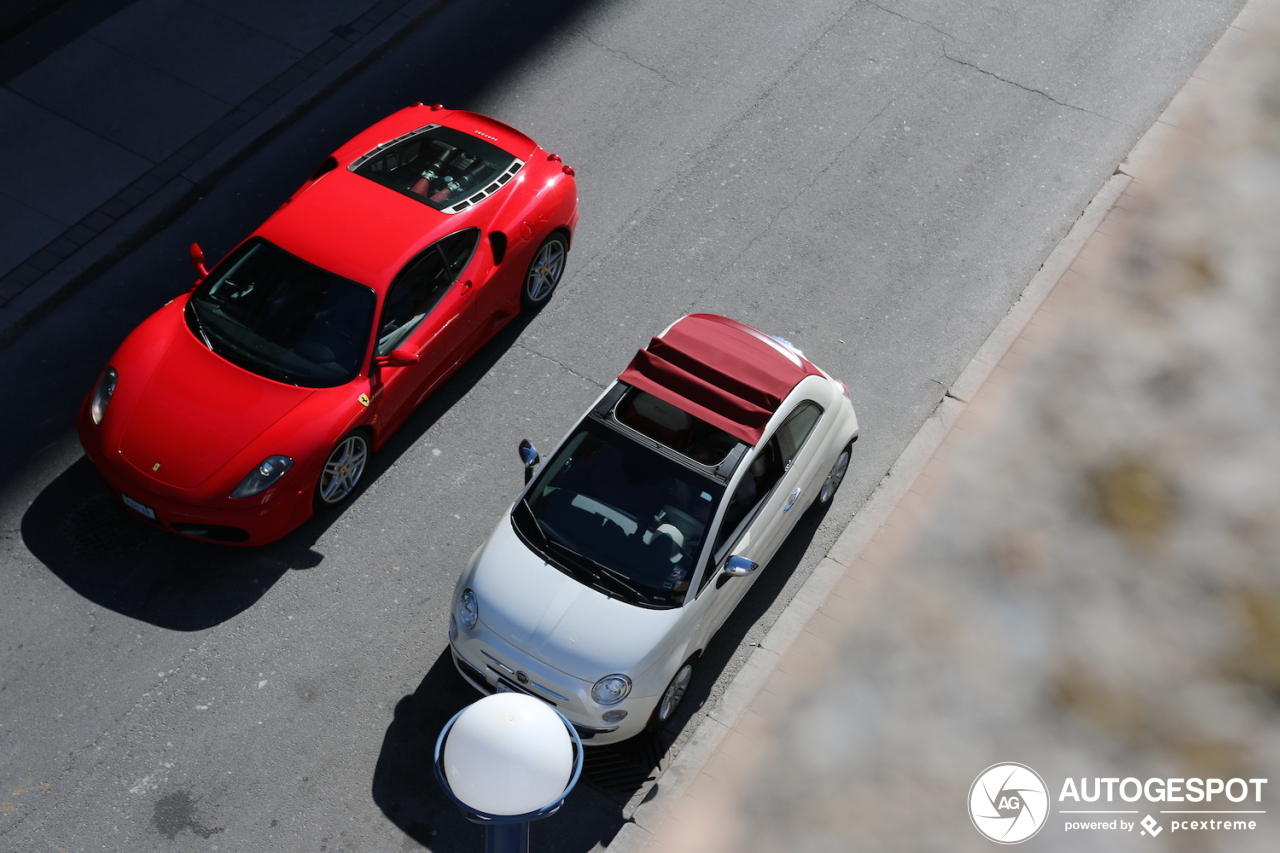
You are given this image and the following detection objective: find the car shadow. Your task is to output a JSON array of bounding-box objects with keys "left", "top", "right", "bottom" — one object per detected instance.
[
  {"left": 600, "top": 505, "right": 833, "bottom": 809},
  {"left": 701, "top": 502, "right": 831, "bottom": 692},
  {"left": 371, "top": 649, "right": 629, "bottom": 853},
  {"left": 21, "top": 457, "right": 322, "bottom": 631},
  {"left": 20, "top": 313, "right": 538, "bottom": 631},
  {"left": 369, "top": 504, "right": 834, "bottom": 852}
]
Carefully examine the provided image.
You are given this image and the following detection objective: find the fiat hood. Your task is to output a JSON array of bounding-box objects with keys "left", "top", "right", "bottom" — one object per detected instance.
[
  {"left": 469, "top": 518, "right": 684, "bottom": 680},
  {"left": 119, "top": 323, "right": 314, "bottom": 489}
]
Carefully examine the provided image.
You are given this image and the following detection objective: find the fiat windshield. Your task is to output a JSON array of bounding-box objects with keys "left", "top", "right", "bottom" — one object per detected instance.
[{"left": 513, "top": 418, "right": 725, "bottom": 608}]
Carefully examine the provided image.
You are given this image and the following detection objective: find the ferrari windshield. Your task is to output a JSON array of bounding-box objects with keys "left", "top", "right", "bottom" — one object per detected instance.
[
  {"left": 350, "top": 124, "right": 520, "bottom": 212},
  {"left": 186, "top": 239, "right": 376, "bottom": 387},
  {"left": 514, "top": 419, "right": 725, "bottom": 608}
]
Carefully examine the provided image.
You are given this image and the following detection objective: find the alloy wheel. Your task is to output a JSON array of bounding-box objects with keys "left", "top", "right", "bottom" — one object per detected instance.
[
  {"left": 523, "top": 236, "right": 567, "bottom": 308},
  {"left": 657, "top": 662, "right": 693, "bottom": 722},
  {"left": 318, "top": 433, "right": 369, "bottom": 505}
]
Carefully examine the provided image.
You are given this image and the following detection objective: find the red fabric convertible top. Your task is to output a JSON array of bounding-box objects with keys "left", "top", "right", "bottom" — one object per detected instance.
[{"left": 617, "top": 314, "right": 822, "bottom": 445}]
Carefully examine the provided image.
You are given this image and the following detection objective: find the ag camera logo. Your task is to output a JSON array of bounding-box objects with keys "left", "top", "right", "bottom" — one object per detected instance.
[{"left": 969, "top": 763, "right": 1050, "bottom": 844}]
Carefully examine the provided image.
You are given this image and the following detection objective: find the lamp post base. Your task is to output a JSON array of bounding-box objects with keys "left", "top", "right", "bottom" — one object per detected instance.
[{"left": 486, "top": 821, "right": 530, "bottom": 853}]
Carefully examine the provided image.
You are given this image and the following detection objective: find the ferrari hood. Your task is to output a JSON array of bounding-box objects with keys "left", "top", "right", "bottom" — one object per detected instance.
[
  {"left": 469, "top": 518, "right": 683, "bottom": 680},
  {"left": 119, "top": 323, "right": 314, "bottom": 490}
]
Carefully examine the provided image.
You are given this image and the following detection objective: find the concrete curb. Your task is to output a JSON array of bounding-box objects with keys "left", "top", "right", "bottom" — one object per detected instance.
[{"left": 0, "top": 0, "right": 452, "bottom": 351}]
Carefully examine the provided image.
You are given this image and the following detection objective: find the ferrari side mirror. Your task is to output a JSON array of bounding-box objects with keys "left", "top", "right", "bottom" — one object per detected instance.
[
  {"left": 519, "top": 439, "right": 540, "bottom": 483},
  {"left": 189, "top": 242, "right": 209, "bottom": 281},
  {"left": 375, "top": 348, "right": 421, "bottom": 368}
]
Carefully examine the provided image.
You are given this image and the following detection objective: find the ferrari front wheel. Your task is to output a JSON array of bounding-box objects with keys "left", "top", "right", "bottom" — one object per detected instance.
[
  {"left": 315, "top": 431, "right": 370, "bottom": 509},
  {"left": 520, "top": 233, "right": 568, "bottom": 312}
]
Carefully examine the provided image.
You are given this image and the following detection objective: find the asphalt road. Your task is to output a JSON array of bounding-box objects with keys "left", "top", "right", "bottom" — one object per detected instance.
[{"left": 0, "top": 0, "right": 1244, "bottom": 850}]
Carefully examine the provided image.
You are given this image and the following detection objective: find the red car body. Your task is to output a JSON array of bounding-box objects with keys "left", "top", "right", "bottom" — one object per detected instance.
[{"left": 78, "top": 105, "right": 579, "bottom": 545}]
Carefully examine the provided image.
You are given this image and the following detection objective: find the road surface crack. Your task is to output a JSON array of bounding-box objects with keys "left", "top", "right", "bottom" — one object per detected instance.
[
  {"left": 516, "top": 343, "right": 607, "bottom": 389},
  {"left": 583, "top": 35, "right": 682, "bottom": 88},
  {"left": 944, "top": 50, "right": 1122, "bottom": 124},
  {"left": 863, "top": 0, "right": 957, "bottom": 41}
]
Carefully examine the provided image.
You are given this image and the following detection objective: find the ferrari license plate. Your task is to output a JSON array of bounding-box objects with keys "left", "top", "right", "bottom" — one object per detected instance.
[{"left": 121, "top": 492, "right": 156, "bottom": 520}]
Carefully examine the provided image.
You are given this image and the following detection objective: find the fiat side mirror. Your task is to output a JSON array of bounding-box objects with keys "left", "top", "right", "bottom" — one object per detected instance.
[
  {"left": 724, "top": 555, "right": 759, "bottom": 577},
  {"left": 519, "top": 439, "right": 540, "bottom": 483},
  {"left": 375, "top": 348, "right": 420, "bottom": 368},
  {"left": 189, "top": 242, "right": 209, "bottom": 281}
]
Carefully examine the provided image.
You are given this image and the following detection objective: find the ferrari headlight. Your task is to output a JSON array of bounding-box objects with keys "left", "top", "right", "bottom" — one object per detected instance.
[
  {"left": 591, "top": 674, "right": 632, "bottom": 706},
  {"left": 230, "top": 455, "right": 293, "bottom": 498},
  {"left": 456, "top": 588, "right": 479, "bottom": 631},
  {"left": 90, "top": 367, "right": 118, "bottom": 425}
]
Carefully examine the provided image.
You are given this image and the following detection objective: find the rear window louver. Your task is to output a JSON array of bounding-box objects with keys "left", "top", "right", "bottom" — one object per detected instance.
[
  {"left": 348, "top": 124, "right": 440, "bottom": 171},
  {"left": 440, "top": 159, "right": 524, "bottom": 214}
]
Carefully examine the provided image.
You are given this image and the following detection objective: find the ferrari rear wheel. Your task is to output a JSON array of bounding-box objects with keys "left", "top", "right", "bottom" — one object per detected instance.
[
  {"left": 315, "top": 431, "right": 369, "bottom": 508},
  {"left": 520, "top": 233, "right": 568, "bottom": 312}
]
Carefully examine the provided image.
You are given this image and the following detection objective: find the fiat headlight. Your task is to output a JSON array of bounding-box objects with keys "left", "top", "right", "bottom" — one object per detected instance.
[
  {"left": 456, "top": 588, "right": 479, "bottom": 631},
  {"left": 591, "top": 674, "right": 632, "bottom": 706},
  {"left": 90, "top": 367, "right": 118, "bottom": 425},
  {"left": 230, "top": 455, "right": 293, "bottom": 498}
]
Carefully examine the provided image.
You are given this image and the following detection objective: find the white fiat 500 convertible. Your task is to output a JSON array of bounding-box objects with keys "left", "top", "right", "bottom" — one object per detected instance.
[{"left": 448, "top": 314, "right": 858, "bottom": 743}]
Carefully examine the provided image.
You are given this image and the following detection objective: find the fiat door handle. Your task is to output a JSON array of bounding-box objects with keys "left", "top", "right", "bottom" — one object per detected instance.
[{"left": 783, "top": 488, "right": 801, "bottom": 511}]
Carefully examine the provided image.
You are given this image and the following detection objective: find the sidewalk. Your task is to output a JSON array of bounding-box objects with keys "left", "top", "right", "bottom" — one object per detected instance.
[
  {"left": 0, "top": 0, "right": 448, "bottom": 349},
  {"left": 608, "top": 1, "right": 1270, "bottom": 850}
]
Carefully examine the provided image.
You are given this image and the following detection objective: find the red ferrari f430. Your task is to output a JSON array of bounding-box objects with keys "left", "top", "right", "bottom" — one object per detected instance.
[{"left": 78, "top": 105, "right": 579, "bottom": 545}]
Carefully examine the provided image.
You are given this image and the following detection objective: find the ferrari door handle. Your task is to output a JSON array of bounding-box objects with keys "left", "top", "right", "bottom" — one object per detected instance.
[{"left": 783, "top": 488, "right": 801, "bottom": 511}]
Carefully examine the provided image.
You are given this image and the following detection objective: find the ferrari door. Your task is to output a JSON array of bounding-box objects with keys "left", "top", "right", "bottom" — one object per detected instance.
[{"left": 371, "top": 229, "right": 480, "bottom": 433}]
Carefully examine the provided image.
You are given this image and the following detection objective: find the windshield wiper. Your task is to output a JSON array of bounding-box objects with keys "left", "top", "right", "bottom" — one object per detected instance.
[
  {"left": 591, "top": 562, "right": 648, "bottom": 603},
  {"left": 543, "top": 538, "right": 647, "bottom": 604},
  {"left": 515, "top": 497, "right": 548, "bottom": 550},
  {"left": 187, "top": 301, "right": 215, "bottom": 351}
]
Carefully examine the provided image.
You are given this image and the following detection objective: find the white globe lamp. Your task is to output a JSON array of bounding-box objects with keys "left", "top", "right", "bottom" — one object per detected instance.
[{"left": 435, "top": 692, "right": 583, "bottom": 853}]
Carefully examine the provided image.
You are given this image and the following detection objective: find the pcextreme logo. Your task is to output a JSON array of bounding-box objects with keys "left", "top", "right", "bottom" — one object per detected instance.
[
  {"left": 968, "top": 764, "right": 1269, "bottom": 844},
  {"left": 969, "top": 763, "right": 1050, "bottom": 844}
]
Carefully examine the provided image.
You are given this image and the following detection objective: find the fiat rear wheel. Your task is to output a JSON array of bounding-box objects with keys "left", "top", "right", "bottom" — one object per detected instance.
[
  {"left": 816, "top": 442, "right": 852, "bottom": 506},
  {"left": 315, "top": 431, "right": 369, "bottom": 509}
]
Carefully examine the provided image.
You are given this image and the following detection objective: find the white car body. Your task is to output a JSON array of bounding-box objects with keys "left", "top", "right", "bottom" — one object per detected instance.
[{"left": 449, "top": 315, "right": 857, "bottom": 743}]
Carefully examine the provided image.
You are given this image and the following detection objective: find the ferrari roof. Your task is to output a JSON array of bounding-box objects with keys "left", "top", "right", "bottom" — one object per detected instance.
[
  {"left": 257, "top": 166, "right": 449, "bottom": 290},
  {"left": 254, "top": 107, "right": 539, "bottom": 291},
  {"left": 617, "top": 314, "right": 822, "bottom": 445}
]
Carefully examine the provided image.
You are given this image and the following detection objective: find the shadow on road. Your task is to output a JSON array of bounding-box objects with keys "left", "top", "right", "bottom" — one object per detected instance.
[
  {"left": 606, "top": 502, "right": 835, "bottom": 813},
  {"left": 372, "top": 649, "right": 630, "bottom": 853},
  {"left": 21, "top": 457, "right": 320, "bottom": 631},
  {"left": 370, "top": 501, "right": 833, "bottom": 852},
  {"left": 20, "top": 311, "right": 536, "bottom": 631},
  {"left": 4, "top": 0, "right": 604, "bottom": 629}
]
